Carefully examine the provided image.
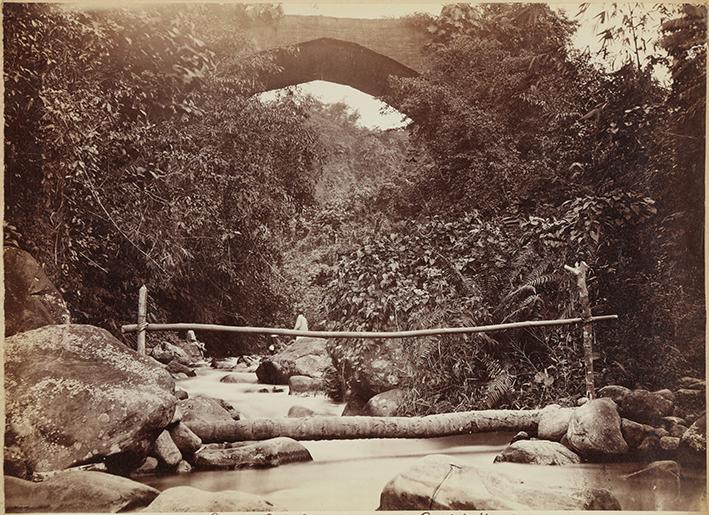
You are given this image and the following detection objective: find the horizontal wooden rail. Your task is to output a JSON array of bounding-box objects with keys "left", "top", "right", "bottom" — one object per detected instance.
[{"left": 121, "top": 314, "right": 617, "bottom": 338}]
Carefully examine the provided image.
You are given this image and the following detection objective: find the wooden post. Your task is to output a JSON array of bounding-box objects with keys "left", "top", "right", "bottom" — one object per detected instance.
[
  {"left": 137, "top": 285, "right": 148, "bottom": 355},
  {"left": 564, "top": 262, "right": 595, "bottom": 399}
]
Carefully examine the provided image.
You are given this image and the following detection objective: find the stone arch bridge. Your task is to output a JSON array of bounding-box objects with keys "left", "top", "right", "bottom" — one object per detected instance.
[{"left": 243, "top": 15, "right": 428, "bottom": 100}]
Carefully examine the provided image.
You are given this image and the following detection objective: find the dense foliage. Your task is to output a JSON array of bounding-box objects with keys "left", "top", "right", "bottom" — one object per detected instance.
[
  {"left": 311, "top": 3, "right": 705, "bottom": 412},
  {"left": 280, "top": 99, "right": 410, "bottom": 327},
  {"left": 4, "top": 3, "right": 321, "bottom": 353},
  {"left": 4, "top": 3, "right": 704, "bottom": 410}
]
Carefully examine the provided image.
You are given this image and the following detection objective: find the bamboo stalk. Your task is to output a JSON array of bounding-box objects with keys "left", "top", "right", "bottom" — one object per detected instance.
[
  {"left": 120, "top": 314, "right": 617, "bottom": 338},
  {"left": 189, "top": 409, "right": 543, "bottom": 443}
]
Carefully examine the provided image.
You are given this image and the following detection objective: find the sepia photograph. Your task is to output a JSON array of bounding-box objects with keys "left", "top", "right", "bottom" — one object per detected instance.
[{"left": 2, "top": 0, "right": 707, "bottom": 512}]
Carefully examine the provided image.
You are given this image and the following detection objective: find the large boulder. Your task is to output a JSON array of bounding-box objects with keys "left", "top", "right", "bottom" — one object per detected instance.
[
  {"left": 5, "top": 324, "right": 176, "bottom": 475},
  {"left": 144, "top": 486, "right": 282, "bottom": 512},
  {"left": 220, "top": 372, "right": 258, "bottom": 384},
  {"left": 661, "top": 416, "right": 690, "bottom": 438},
  {"left": 678, "top": 413, "right": 706, "bottom": 468},
  {"left": 288, "top": 375, "right": 325, "bottom": 395},
  {"left": 210, "top": 357, "right": 237, "bottom": 370},
  {"left": 153, "top": 431, "right": 182, "bottom": 467},
  {"left": 178, "top": 397, "right": 237, "bottom": 442},
  {"left": 5, "top": 471, "right": 159, "bottom": 512},
  {"left": 566, "top": 398, "right": 629, "bottom": 457},
  {"left": 349, "top": 339, "right": 413, "bottom": 401},
  {"left": 363, "top": 388, "right": 406, "bottom": 416},
  {"left": 168, "top": 422, "right": 202, "bottom": 455},
  {"left": 618, "top": 389, "right": 674, "bottom": 424},
  {"left": 166, "top": 359, "right": 196, "bottom": 377},
  {"left": 494, "top": 440, "right": 581, "bottom": 465},
  {"left": 378, "top": 454, "right": 620, "bottom": 510},
  {"left": 537, "top": 404, "right": 575, "bottom": 441},
  {"left": 598, "top": 384, "right": 631, "bottom": 404},
  {"left": 660, "top": 436, "right": 680, "bottom": 451},
  {"left": 620, "top": 418, "right": 655, "bottom": 448},
  {"left": 150, "top": 336, "right": 203, "bottom": 366},
  {"left": 3, "top": 247, "right": 70, "bottom": 337},
  {"left": 192, "top": 438, "right": 312, "bottom": 469},
  {"left": 255, "top": 337, "right": 331, "bottom": 384}
]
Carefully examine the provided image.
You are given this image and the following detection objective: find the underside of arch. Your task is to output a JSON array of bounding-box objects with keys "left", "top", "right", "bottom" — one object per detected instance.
[{"left": 252, "top": 37, "right": 420, "bottom": 103}]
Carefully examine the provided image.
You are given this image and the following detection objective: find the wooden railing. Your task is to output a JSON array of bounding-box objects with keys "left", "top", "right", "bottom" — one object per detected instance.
[{"left": 122, "top": 261, "right": 613, "bottom": 398}]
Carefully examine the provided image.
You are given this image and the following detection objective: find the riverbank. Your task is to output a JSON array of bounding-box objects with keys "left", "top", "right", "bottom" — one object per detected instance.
[
  {"left": 4, "top": 330, "right": 706, "bottom": 512},
  {"left": 139, "top": 367, "right": 706, "bottom": 511}
]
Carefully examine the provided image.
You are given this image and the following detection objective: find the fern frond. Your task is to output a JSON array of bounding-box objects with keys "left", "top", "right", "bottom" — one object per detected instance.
[
  {"left": 501, "top": 294, "right": 541, "bottom": 323},
  {"left": 476, "top": 333, "right": 500, "bottom": 351},
  {"left": 497, "top": 284, "right": 536, "bottom": 311},
  {"left": 483, "top": 363, "right": 513, "bottom": 408},
  {"left": 528, "top": 273, "right": 558, "bottom": 288},
  {"left": 524, "top": 258, "right": 551, "bottom": 284},
  {"left": 484, "top": 356, "right": 505, "bottom": 378},
  {"left": 510, "top": 245, "right": 539, "bottom": 282}
]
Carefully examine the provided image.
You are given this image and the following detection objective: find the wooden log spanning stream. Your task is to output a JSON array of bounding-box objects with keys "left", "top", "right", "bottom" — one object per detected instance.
[
  {"left": 122, "top": 314, "right": 618, "bottom": 339},
  {"left": 197, "top": 409, "right": 543, "bottom": 443}
]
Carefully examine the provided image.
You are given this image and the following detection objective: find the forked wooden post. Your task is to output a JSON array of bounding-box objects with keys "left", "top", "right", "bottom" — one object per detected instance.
[
  {"left": 564, "top": 261, "right": 595, "bottom": 399},
  {"left": 137, "top": 285, "right": 148, "bottom": 355}
]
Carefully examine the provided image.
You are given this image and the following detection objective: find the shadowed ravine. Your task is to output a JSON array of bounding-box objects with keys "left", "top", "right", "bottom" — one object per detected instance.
[{"left": 139, "top": 368, "right": 706, "bottom": 511}]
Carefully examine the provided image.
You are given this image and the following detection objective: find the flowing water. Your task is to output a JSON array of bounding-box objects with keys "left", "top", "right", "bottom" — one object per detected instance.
[{"left": 143, "top": 367, "right": 707, "bottom": 511}]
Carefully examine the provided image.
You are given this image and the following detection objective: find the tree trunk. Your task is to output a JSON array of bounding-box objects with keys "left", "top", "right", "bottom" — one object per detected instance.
[{"left": 199, "top": 410, "right": 542, "bottom": 443}]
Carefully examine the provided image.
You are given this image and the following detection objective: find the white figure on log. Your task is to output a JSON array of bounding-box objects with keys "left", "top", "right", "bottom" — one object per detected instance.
[
  {"left": 187, "top": 329, "right": 205, "bottom": 352},
  {"left": 294, "top": 314, "right": 308, "bottom": 340}
]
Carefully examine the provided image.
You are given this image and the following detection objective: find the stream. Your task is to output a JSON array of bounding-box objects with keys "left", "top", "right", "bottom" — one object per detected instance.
[{"left": 142, "top": 367, "right": 707, "bottom": 511}]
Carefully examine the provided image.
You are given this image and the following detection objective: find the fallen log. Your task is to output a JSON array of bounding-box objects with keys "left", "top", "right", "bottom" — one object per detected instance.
[{"left": 198, "top": 410, "right": 542, "bottom": 443}]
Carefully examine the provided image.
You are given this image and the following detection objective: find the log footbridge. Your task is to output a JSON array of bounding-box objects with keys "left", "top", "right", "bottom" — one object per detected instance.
[{"left": 191, "top": 410, "right": 542, "bottom": 443}]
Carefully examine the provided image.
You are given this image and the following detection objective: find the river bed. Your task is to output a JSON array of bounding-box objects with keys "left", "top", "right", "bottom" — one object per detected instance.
[{"left": 142, "top": 367, "right": 707, "bottom": 511}]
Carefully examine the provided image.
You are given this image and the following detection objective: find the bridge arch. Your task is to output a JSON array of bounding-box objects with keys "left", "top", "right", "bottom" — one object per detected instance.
[{"left": 252, "top": 38, "right": 419, "bottom": 105}]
